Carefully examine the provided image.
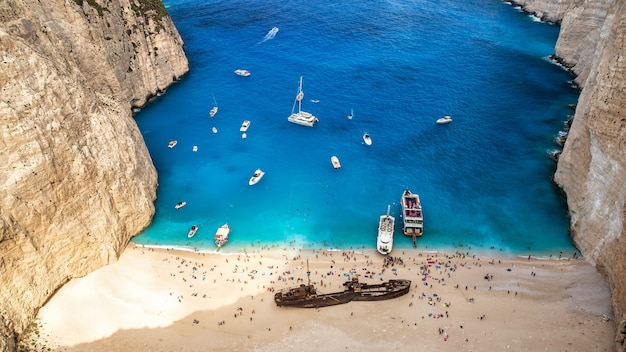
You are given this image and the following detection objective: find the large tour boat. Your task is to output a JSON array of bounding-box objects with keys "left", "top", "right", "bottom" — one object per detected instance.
[
  {"left": 401, "top": 189, "right": 423, "bottom": 238},
  {"left": 377, "top": 205, "right": 395, "bottom": 255},
  {"left": 214, "top": 223, "right": 230, "bottom": 249}
]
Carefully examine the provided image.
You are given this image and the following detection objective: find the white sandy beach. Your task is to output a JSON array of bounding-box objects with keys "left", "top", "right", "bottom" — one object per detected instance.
[{"left": 28, "top": 244, "right": 615, "bottom": 352}]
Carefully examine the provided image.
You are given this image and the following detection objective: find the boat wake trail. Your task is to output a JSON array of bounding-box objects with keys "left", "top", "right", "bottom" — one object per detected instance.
[{"left": 258, "top": 27, "right": 279, "bottom": 44}]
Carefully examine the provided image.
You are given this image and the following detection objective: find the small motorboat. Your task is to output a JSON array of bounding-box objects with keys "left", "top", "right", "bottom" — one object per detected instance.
[
  {"left": 436, "top": 115, "right": 452, "bottom": 124},
  {"left": 240, "top": 120, "right": 251, "bottom": 132},
  {"left": 168, "top": 140, "right": 177, "bottom": 148},
  {"left": 331, "top": 155, "right": 341, "bottom": 169},
  {"left": 187, "top": 225, "right": 199, "bottom": 239},
  {"left": 192, "top": 145, "right": 198, "bottom": 152},
  {"left": 212, "top": 127, "right": 218, "bottom": 134},
  {"left": 363, "top": 133, "right": 372, "bottom": 146},
  {"left": 234, "top": 69, "right": 251, "bottom": 77},
  {"left": 175, "top": 201, "right": 186, "bottom": 209},
  {"left": 209, "top": 106, "right": 218, "bottom": 117},
  {"left": 209, "top": 95, "right": 218, "bottom": 117},
  {"left": 348, "top": 108, "right": 354, "bottom": 120},
  {"left": 248, "top": 169, "right": 265, "bottom": 186}
]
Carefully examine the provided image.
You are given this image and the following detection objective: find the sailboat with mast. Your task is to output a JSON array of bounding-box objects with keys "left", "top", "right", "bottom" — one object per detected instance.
[
  {"left": 209, "top": 94, "right": 218, "bottom": 117},
  {"left": 288, "top": 76, "right": 318, "bottom": 127}
]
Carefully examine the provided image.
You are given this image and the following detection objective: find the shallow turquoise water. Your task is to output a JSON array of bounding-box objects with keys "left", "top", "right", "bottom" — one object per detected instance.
[{"left": 133, "top": 0, "right": 579, "bottom": 256}]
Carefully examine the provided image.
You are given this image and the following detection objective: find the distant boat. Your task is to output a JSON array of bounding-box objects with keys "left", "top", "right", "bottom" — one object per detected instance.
[
  {"left": 401, "top": 189, "right": 423, "bottom": 238},
  {"left": 240, "top": 120, "right": 251, "bottom": 132},
  {"left": 331, "top": 155, "right": 341, "bottom": 169},
  {"left": 242, "top": 133, "right": 247, "bottom": 139},
  {"left": 175, "top": 201, "right": 186, "bottom": 209},
  {"left": 168, "top": 140, "right": 177, "bottom": 148},
  {"left": 209, "top": 95, "right": 218, "bottom": 117},
  {"left": 214, "top": 224, "right": 230, "bottom": 249},
  {"left": 248, "top": 169, "right": 265, "bottom": 186},
  {"left": 436, "top": 115, "right": 452, "bottom": 124},
  {"left": 212, "top": 127, "right": 218, "bottom": 134},
  {"left": 192, "top": 145, "right": 198, "bottom": 152},
  {"left": 234, "top": 69, "right": 251, "bottom": 77},
  {"left": 363, "top": 133, "right": 372, "bottom": 146},
  {"left": 187, "top": 225, "right": 199, "bottom": 239},
  {"left": 348, "top": 108, "right": 353, "bottom": 120},
  {"left": 377, "top": 205, "right": 395, "bottom": 255},
  {"left": 288, "top": 76, "right": 319, "bottom": 127}
]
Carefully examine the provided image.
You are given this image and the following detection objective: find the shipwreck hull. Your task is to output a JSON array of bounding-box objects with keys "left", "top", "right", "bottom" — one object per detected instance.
[
  {"left": 274, "top": 279, "right": 412, "bottom": 308},
  {"left": 274, "top": 292, "right": 354, "bottom": 308}
]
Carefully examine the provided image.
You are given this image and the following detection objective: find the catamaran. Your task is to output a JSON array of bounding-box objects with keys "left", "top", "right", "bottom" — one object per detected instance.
[
  {"left": 401, "top": 189, "right": 423, "bottom": 238},
  {"left": 288, "top": 76, "right": 318, "bottom": 127},
  {"left": 377, "top": 205, "right": 395, "bottom": 255}
]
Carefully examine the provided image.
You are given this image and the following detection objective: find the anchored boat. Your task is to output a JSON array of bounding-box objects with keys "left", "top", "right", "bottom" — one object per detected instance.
[
  {"left": 331, "top": 155, "right": 341, "bottom": 169},
  {"left": 248, "top": 169, "right": 265, "bottom": 186},
  {"left": 187, "top": 225, "right": 198, "bottom": 239},
  {"left": 288, "top": 76, "right": 318, "bottom": 127},
  {"left": 401, "top": 189, "right": 423, "bottom": 246},
  {"left": 214, "top": 223, "right": 230, "bottom": 249},
  {"left": 377, "top": 205, "right": 395, "bottom": 255}
]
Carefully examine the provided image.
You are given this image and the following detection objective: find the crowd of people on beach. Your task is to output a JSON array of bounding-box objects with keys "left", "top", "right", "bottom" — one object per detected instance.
[{"left": 130, "top": 243, "right": 591, "bottom": 347}]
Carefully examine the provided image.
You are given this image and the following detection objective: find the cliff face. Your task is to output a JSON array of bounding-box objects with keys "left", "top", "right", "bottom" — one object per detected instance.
[
  {"left": 515, "top": 0, "right": 626, "bottom": 350},
  {"left": 0, "top": 0, "right": 188, "bottom": 350}
]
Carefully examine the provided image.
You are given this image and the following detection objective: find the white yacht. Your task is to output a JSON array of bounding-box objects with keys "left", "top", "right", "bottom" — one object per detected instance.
[
  {"left": 436, "top": 115, "right": 452, "bottom": 124},
  {"left": 209, "top": 94, "right": 218, "bottom": 117},
  {"left": 234, "top": 69, "right": 251, "bottom": 77},
  {"left": 240, "top": 120, "right": 251, "bottom": 132},
  {"left": 175, "top": 201, "right": 186, "bottom": 209},
  {"left": 377, "top": 205, "right": 395, "bottom": 255},
  {"left": 187, "top": 225, "right": 199, "bottom": 239},
  {"left": 288, "top": 76, "right": 318, "bottom": 127},
  {"left": 248, "top": 169, "right": 265, "bottom": 186},
  {"left": 363, "top": 133, "right": 372, "bottom": 145},
  {"left": 331, "top": 155, "right": 341, "bottom": 169}
]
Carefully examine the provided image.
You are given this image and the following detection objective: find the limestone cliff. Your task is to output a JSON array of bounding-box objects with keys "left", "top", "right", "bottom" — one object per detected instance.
[
  {"left": 0, "top": 0, "right": 188, "bottom": 350},
  {"left": 515, "top": 0, "right": 626, "bottom": 350}
]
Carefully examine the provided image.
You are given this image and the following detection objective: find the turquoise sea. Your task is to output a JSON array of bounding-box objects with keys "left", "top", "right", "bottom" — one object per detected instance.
[{"left": 133, "top": 0, "right": 580, "bottom": 256}]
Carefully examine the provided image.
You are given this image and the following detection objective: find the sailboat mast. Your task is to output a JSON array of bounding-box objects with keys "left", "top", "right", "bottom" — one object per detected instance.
[
  {"left": 306, "top": 258, "right": 311, "bottom": 286},
  {"left": 298, "top": 76, "right": 303, "bottom": 113}
]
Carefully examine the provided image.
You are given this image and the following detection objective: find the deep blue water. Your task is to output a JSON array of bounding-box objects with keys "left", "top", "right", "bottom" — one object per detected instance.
[{"left": 133, "top": 0, "right": 579, "bottom": 256}]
